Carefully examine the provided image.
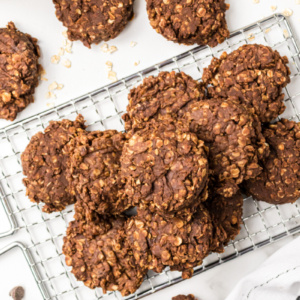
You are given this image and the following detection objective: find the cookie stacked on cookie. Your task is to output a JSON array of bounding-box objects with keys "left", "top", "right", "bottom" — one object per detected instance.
[{"left": 21, "top": 43, "right": 299, "bottom": 297}]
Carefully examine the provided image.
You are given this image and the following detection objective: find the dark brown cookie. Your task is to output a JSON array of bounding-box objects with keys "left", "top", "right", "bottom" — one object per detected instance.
[
  {"left": 172, "top": 295, "right": 197, "bottom": 300},
  {"left": 202, "top": 44, "right": 291, "bottom": 123},
  {"left": 123, "top": 71, "right": 205, "bottom": 133},
  {"left": 205, "top": 190, "right": 243, "bottom": 253},
  {"left": 244, "top": 119, "right": 300, "bottom": 204},
  {"left": 182, "top": 98, "right": 269, "bottom": 197},
  {"left": 120, "top": 121, "right": 209, "bottom": 214},
  {"left": 21, "top": 115, "right": 86, "bottom": 213},
  {"left": 0, "top": 22, "right": 41, "bottom": 121},
  {"left": 146, "top": 0, "right": 229, "bottom": 47},
  {"left": 52, "top": 0, "right": 134, "bottom": 48},
  {"left": 65, "top": 130, "right": 132, "bottom": 217},
  {"left": 126, "top": 204, "right": 213, "bottom": 279},
  {"left": 63, "top": 212, "right": 147, "bottom": 296}
]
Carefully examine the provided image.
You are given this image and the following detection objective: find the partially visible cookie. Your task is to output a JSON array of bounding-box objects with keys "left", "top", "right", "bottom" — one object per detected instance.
[
  {"left": 123, "top": 71, "right": 205, "bottom": 133},
  {"left": 146, "top": 0, "right": 229, "bottom": 47},
  {"left": 205, "top": 190, "right": 243, "bottom": 253},
  {"left": 65, "top": 130, "right": 132, "bottom": 217},
  {"left": 21, "top": 115, "right": 86, "bottom": 213},
  {"left": 202, "top": 44, "right": 291, "bottom": 123},
  {"left": 0, "top": 22, "right": 41, "bottom": 121},
  {"left": 244, "top": 119, "right": 300, "bottom": 204},
  {"left": 63, "top": 213, "right": 147, "bottom": 296},
  {"left": 172, "top": 295, "right": 196, "bottom": 300},
  {"left": 182, "top": 98, "right": 269, "bottom": 197},
  {"left": 52, "top": 0, "right": 134, "bottom": 48},
  {"left": 126, "top": 204, "right": 213, "bottom": 279},
  {"left": 120, "top": 121, "right": 209, "bottom": 214}
]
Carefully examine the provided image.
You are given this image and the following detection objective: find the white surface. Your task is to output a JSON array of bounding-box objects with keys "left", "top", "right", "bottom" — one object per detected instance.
[
  {"left": 226, "top": 236, "right": 300, "bottom": 300},
  {"left": 0, "top": 0, "right": 300, "bottom": 300}
]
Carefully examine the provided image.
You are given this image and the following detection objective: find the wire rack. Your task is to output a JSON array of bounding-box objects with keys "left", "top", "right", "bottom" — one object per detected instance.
[{"left": 1, "top": 13, "right": 300, "bottom": 300}]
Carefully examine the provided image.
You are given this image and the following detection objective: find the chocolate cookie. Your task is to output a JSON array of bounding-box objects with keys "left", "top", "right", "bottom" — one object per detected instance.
[
  {"left": 126, "top": 204, "right": 213, "bottom": 279},
  {"left": 173, "top": 295, "right": 197, "bottom": 300},
  {"left": 21, "top": 115, "right": 86, "bottom": 213},
  {"left": 205, "top": 190, "right": 243, "bottom": 253},
  {"left": 244, "top": 119, "right": 300, "bottom": 204},
  {"left": 52, "top": 0, "right": 134, "bottom": 48},
  {"left": 120, "top": 121, "right": 209, "bottom": 214},
  {"left": 202, "top": 44, "right": 291, "bottom": 123},
  {"left": 65, "top": 130, "right": 132, "bottom": 217},
  {"left": 146, "top": 0, "right": 229, "bottom": 47},
  {"left": 63, "top": 213, "right": 147, "bottom": 296},
  {"left": 123, "top": 71, "right": 205, "bottom": 133},
  {"left": 182, "top": 98, "right": 269, "bottom": 197},
  {"left": 0, "top": 22, "right": 41, "bottom": 121}
]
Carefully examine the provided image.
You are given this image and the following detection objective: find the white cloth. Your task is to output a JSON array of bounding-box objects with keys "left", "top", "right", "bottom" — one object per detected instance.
[{"left": 226, "top": 236, "right": 300, "bottom": 300}]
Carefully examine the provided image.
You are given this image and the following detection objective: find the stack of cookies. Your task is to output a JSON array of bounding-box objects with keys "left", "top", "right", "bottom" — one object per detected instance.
[{"left": 21, "top": 44, "right": 300, "bottom": 296}]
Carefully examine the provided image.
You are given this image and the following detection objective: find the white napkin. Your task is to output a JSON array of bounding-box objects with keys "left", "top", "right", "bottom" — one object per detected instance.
[{"left": 226, "top": 236, "right": 300, "bottom": 300}]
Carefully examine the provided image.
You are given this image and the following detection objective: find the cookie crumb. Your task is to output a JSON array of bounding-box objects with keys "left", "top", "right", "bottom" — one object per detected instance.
[
  {"left": 265, "top": 28, "right": 271, "bottom": 33},
  {"left": 46, "top": 102, "right": 55, "bottom": 108},
  {"left": 108, "top": 70, "right": 117, "bottom": 82},
  {"left": 253, "top": 0, "right": 259, "bottom": 3},
  {"left": 62, "top": 30, "right": 68, "bottom": 38},
  {"left": 283, "top": 29, "right": 289, "bottom": 38},
  {"left": 248, "top": 33, "right": 255, "bottom": 41},
  {"left": 9, "top": 286, "right": 24, "bottom": 300},
  {"left": 63, "top": 59, "right": 71, "bottom": 68},
  {"left": 51, "top": 55, "right": 60, "bottom": 64},
  {"left": 282, "top": 8, "right": 293, "bottom": 17},
  {"left": 270, "top": 5, "right": 277, "bottom": 11},
  {"left": 100, "top": 43, "right": 109, "bottom": 53},
  {"left": 58, "top": 47, "right": 65, "bottom": 56},
  {"left": 130, "top": 41, "right": 137, "bottom": 48},
  {"left": 46, "top": 91, "right": 56, "bottom": 99},
  {"left": 134, "top": 60, "right": 140, "bottom": 66},
  {"left": 57, "top": 83, "right": 64, "bottom": 90},
  {"left": 48, "top": 81, "right": 58, "bottom": 91},
  {"left": 108, "top": 45, "right": 118, "bottom": 54},
  {"left": 105, "top": 61, "right": 113, "bottom": 71}
]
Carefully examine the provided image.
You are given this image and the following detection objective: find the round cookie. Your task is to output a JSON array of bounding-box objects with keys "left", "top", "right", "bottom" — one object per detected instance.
[
  {"left": 52, "top": 0, "right": 134, "bottom": 48},
  {"left": 65, "top": 130, "right": 132, "bottom": 217},
  {"left": 202, "top": 44, "right": 291, "bottom": 123},
  {"left": 0, "top": 22, "right": 41, "bottom": 121},
  {"left": 182, "top": 98, "right": 270, "bottom": 197},
  {"left": 123, "top": 71, "right": 205, "bottom": 133},
  {"left": 120, "top": 121, "right": 209, "bottom": 214},
  {"left": 21, "top": 115, "right": 86, "bottom": 213},
  {"left": 63, "top": 213, "right": 147, "bottom": 296},
  {"left": 126, "top": 204, "right": 213, "bottom": 279},
  {"left": 244, "top": 119, "right": 300, "bottom": 204},
  {"left": 205, "top": 190, "right": 243, "bottom": 253},
  {"left": 146, "top": 0, "right": 229, "bottom": 47},
  {"left": 173, "top": 295, "right": 196, "bottom": 300}
]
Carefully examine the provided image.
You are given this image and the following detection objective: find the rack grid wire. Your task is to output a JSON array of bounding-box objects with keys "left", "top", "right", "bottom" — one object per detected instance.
[{"left": 1, "top": 13, "right": 300, "bottom": 300}]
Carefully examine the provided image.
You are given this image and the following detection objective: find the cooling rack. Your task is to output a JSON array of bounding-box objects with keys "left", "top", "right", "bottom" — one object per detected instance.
[{"left": 1, "top": 13, "right": 300, "bottom": 300}]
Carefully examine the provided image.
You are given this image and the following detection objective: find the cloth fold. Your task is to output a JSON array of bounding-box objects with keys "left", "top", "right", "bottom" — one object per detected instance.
[{"left": 226, "top": 236, "right": 300, "bottom": 300}]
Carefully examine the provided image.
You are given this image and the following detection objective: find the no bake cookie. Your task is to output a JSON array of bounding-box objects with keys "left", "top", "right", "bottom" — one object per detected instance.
[
  {"left": 0, "top": 22, "right": 41, "bottom": 121},
  {"left": 65, "top": 129, "right": 132, "bottom": 217},
  {"left": 182, "top": 98, "right": 269, "bottom": 197},
  {"left": 52, "top": 0, "right": 134, "bottom": 48},
  {"left": 146, "top": 0, "right": 229, "bottom": 46},
  {"left": 202, "top": 44, "right": 291, "bottom": 123},
  {"left": 244, "top": 119, "right": 300, "bottom": 204},
  {"left": 21, "top": 115, "right": 86, "bottom": 213},
  {"left": 120, "top": 121, "right": 209, "bottom": 214},
  {"left": 123, "top": 71, "right": 205, "bottom": 133}
]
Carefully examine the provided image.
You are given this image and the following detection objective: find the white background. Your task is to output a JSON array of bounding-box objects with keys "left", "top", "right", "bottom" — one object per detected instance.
[{"left": 0, "top": 0, "right": 300, "bottom": 299}]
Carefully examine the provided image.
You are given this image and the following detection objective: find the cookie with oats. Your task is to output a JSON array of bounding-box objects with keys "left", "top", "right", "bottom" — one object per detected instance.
[
  {"left": 52, "top": 0, "right": 134, "bottom": 48},
  {"left": 21, "top": 115, "right": 86, "bottom": 213},
  {"left": 0, "top": 22, "right": 41, "bottom": 121}
]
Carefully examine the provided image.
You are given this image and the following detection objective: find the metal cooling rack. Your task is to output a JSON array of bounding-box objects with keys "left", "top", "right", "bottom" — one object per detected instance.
[{"left": 1, "top": 13, "right": 300, "bottom": 300}]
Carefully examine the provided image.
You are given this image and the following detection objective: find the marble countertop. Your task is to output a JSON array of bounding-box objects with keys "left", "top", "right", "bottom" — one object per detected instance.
[{"left": 0, "top": 0, "right": 300, "bottom": 299}]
